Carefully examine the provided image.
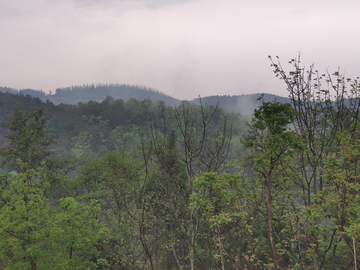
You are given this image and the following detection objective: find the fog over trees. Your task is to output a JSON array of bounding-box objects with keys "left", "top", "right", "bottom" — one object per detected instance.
[{"left": 1, "top": 56, "right": 360, "bottom": 269}]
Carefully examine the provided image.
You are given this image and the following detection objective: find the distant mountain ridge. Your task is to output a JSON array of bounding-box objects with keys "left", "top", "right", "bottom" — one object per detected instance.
[
  {"left": 191, "top": 94, "right": 290, "bottom": 115},
  {"left": 0, "top": 85, "right": 290, "bottom": 115},
  {"left": 0, "top": 84, "right": 180, "bottom": 106},
  {"left": 51, "top": 84, "right": 181, "bottom": 106}
]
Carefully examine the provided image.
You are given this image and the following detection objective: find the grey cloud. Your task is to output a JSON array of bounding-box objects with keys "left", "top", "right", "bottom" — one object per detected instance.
[
  {"left": 1, "top": 0, "right": 360, "bottom": 100},
  {"left": 74, "top": 0, "right": 196, "bottom": 9},
  {"left": 0, "top": 4, "right": 21, "bottom": 18}
]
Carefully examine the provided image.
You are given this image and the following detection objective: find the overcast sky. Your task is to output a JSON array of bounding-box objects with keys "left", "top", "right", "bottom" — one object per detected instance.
[{"left": 1, "top": 0, "right": 359, "bottom": 100}]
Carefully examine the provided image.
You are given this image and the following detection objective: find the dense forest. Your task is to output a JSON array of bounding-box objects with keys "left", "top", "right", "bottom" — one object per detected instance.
[
  {"left": 1, "top": 56, "right": 360, "bottom": 269},
  {"left": 0, "top": 92, "right": 247, "bottom": 159}
]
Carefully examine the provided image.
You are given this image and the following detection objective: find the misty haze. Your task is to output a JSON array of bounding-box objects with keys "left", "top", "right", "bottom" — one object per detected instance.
[{"left": 1, "top": 0, "right": 360, "bottom": 269}]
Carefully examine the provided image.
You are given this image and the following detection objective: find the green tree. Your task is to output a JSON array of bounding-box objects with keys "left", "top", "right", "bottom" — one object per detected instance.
[
  {"left": 0, "top": 168, "right": 106, "bottom": 270},
  {"left": 77, "top": 150, "right": 144, "bottom": 269},
  {"left": 191, "top": 172, "right": 254, "bottom": 270},
  {"left": 0, "top": 108, "right": 107, "bottom": 269},
  {"left": 0, "top": 108, "right": 55, "bottom": 173},
  {"left": 242, "top": 99, "right": 304, "bottom": 269},
  {"left": 109, "top": 125, "right": 141, "bottom": 152},
  {"left": 269, "top": 55, "right": 360, "bottom": 268},
  {"left": 48, "top": 198, "right": 108, "bottom": 269},
  {"left": 0, "top": 107, "right": 75, "bottom": 200},
  {"left": 311, "top": 131, "right": 360, "bottom": 269},
  {"left": 0, "top": 166, "right": 51, "bottom": 270},
  {"left": 173, "top": 100, "right": 232, "bottom": 270},
  {"left": 145, "top": 129, "right": 190, "bottom": 269}
]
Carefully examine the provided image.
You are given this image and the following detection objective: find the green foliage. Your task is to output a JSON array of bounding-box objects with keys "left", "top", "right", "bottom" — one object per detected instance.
[
  {"left": 191, "top": 172, "right": 250, "bottom": 269},
  {"left": 0, "top": 170, "right": 106, "bottom": 270},
  {"left": 0, "top": 168, "right": 51, "bottom": 270},
  {"left": 309, "top": 131, "right": 360, "bottom": 267},
  {"left": 0, "top": 108, "right": 55, "bottom": 173},
  {"left": 0, "top": 108, "right": 107, "bottom": 269},
  {"left": 76, "top": 150, "right": 144, "bottom": 269},
  {"left": 71, "top": 131, "right": 94, "bottom": 158},
  {"left": 109, "top": 125, "right": 141, "bottom": 152},
  {"left": 243, "top": 98, "right": 303, "bottom": 154},
  {"left": 242, "top": 99, "right": 304, "bottom": 270},
  {"left": 266, "top": 54, "right": 360, "bottom": 269},
  {"left": 192, "top": 172, "right": 245, "bottom": 224},
  {"left": 48, "top": 198, "right": 107, "bottom": 269}
]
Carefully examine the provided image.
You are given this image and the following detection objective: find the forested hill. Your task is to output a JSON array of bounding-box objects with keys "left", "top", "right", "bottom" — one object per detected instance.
[
  {"left": 0, "top": 86, "right": 48, "bottom": 98},
  {"left": 0, "top": 84, "right": 181, "bottom": 106},
  {"left": 0, "top": 84, "right": 289, "bottom": 115},
  {"left": 49, "top": 84, "right": 181, "bottom": 106}
]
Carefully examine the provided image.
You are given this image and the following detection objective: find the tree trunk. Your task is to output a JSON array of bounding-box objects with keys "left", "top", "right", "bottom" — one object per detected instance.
[
  {"left": 218, "top": 224, "right": 225, "bottom": 270},
  {"left": 267, "top": 174, "right": 286, "bottom": 270}
]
